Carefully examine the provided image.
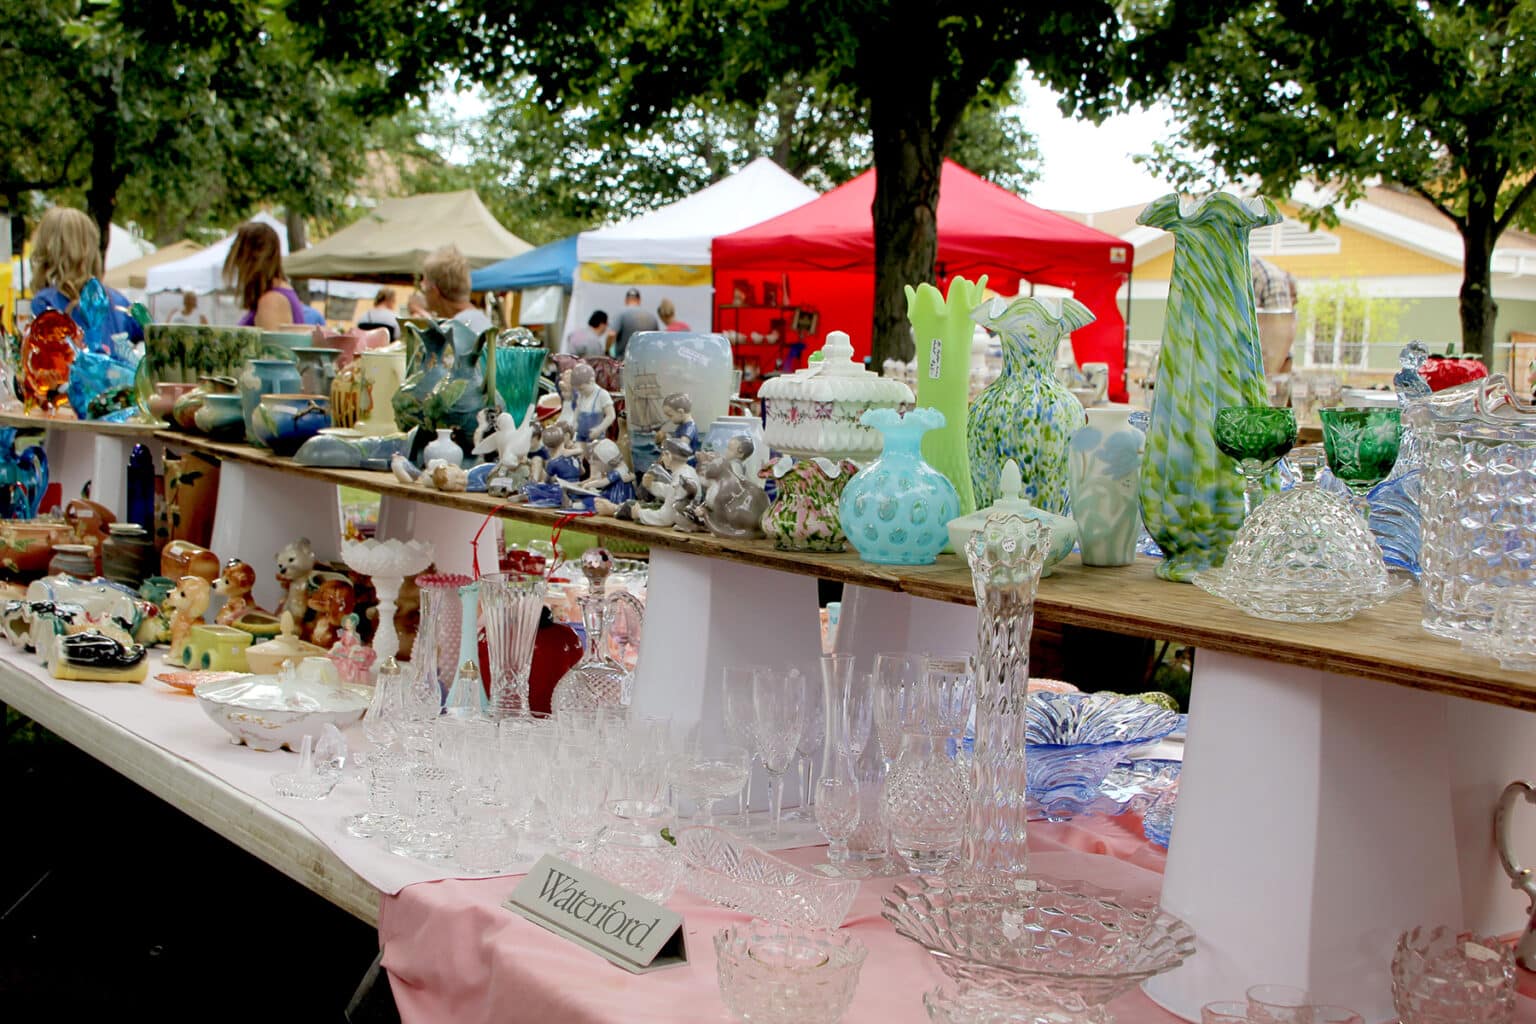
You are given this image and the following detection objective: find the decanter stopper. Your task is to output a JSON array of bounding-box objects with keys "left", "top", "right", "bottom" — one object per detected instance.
[{"left": 581, "top": 547, "right": 614, "bottom": 591}]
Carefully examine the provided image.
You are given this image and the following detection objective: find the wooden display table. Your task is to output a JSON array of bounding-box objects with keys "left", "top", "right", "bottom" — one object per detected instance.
[{"left": 5, "top": 412, "right": 1530, "bottom": 1022}]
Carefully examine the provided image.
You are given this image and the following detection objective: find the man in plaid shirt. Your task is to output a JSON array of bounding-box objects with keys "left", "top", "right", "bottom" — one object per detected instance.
[{"left": 1252, "top": 257, "right": 1299, "bottom": 375}]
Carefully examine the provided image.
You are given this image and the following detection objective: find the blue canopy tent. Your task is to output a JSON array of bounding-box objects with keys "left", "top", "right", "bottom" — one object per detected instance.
[{"left": 471, "top": 236, "right": 578, "bottom": 291}]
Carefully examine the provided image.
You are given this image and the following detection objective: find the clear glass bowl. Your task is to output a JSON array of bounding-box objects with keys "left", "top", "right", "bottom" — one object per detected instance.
[
  {"left": 882, "top": 874, "right": 1196, "bottom": 1019},
  {"left": 924, "top": 984, "right": 1112, "bottom": 1023},
  {"left": 1391, "top": 925, "right": 1516, "bottom": 1024},
  {"left": 714, "top": 922, "right": 867, "bottom": 1024},
  {"left": 1194, "top": 448, "right": 1409, "bottom": 623},
  {"left": 1025, "top": 693, "right": 1181, "bottom": 818},
  {"left": 677, "top": 825, "right": 858, "bottom": 930}
]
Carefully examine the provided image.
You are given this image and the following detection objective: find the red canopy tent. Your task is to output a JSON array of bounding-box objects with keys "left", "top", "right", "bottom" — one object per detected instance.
[{"left": 712, "top": 159, "right": 1133, "bottom": 400}]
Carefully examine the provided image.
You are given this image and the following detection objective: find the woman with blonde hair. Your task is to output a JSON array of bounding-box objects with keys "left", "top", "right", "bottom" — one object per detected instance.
[
  {"left": 29, "top": 207, "right": 143, "bottom": 342},
  {"left": 222, "top": 221, "right": 313, "bottom": 329}
]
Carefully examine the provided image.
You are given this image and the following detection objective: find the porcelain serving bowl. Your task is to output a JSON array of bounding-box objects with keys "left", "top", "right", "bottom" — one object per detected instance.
[
  {"left": 193, "top": 659, "right": 369, "bottom": 751},
  {"left": 250, "top": 393, "right": 332, "bottom": 455}
]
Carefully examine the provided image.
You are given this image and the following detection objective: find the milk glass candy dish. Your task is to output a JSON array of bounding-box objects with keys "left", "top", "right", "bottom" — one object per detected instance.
[
  {"left": 884, "top": 874, "right": 1196, "bottom": 1024},
  {"left": 715, "top": 921, "right": 868, "bottom": 1024},
  {"left": 1195, "top": 447, "right": 1410, "bottom": 622},
  {"left": 677, "top": 825, "right": 858, "bottom": 930}
]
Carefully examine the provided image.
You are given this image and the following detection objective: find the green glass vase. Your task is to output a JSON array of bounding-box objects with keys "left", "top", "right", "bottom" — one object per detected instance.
[{"left": 906, "top": 276, "right": 989, "bottom": 517}]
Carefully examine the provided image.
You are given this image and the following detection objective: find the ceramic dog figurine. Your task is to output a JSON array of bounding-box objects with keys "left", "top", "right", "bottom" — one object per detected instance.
[{"left": 213, "top": 558, "right": 261, "bottom": 626}]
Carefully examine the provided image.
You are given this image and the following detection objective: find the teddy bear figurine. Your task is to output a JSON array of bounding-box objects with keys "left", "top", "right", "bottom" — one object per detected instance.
[{"left": 275, "top": 538, "right": 318, "bottom": 624}]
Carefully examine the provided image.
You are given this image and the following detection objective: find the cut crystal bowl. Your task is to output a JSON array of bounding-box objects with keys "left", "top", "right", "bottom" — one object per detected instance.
[
  {"left": 677, "top": 825, "right": 858, "bottom": 930},
  {"left": 715, "top": 921, "right": 867, "bottom": 1024},
  {"left": 883, "top": 875, "right": 1195, "bottom": 1021},
  {"left": 1025, "top": 693, "right": 1181, "bottom": 818},
  {"left": 1194, "top": 448, "right": 1410, "bottom": 623}
]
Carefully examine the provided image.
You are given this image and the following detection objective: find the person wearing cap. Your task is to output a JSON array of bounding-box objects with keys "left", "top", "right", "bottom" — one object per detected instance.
[{"left": 613, "top": 287, "right": 659, "bottom": 359}]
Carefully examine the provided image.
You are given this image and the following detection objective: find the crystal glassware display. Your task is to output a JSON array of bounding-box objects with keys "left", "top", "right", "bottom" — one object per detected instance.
[
  {"left": 1025, "top": 693, "right": 1181, "bottom": 819},
  {"left": 873, "top": 651, "right": 928, "bottom": 762},
  {"left": 961, "top": 513, "right": 1050, "bottom": 883},
  {"left": 884, "top": 874, "right": 1196, "bottom": 1023},
  {"left": 676, "top": 825, "right": 859, "bottom": 930},
  {"left": 1421, "top": 403, "right": 1536, "bottom": 640},
  {"left": 1194, "top": 447, "right": 1410, "bottom": 622},
  {"left": 388, "top": 763, "right": 458, "bottom": 861},
  {"left": 551, "top": 549, "right": 631, "bottom": 712},
  {"left": 1391, "top": 925, "right": 1516, "bottom": 1024},
  {"left": 480, "top": 571, "right": 547, "bottom": 719},
  {"left": 884, "top": 730, "right": 968, "bottom": 872},
  {"left": 347, "top": 749, "right": 409, "bottom": 839},
  {"left": 1320, "top": 407, "right": 1402, "bottom": 504},
  {"left": 1214, "top": 405, "right": 1297, "bottom": 518},
  {"left": 791, "top": 666, "right": 825, "bottom": 823},
  {"left": 714, "top": 922, "right": 867, "bottom": 1024},
  {"left": 590, "top": 799, "right": 683, "bottom": 903},
  {"left": 816, "top": 654, "right": 863, "bottom": 876},
  {"left": 362, "top": 657, "right": 405, "bottom": 753},
  {"left": 270, "top": 733, "right": 339, "bottom": 799},
  {"left": 720, "top": 664, "right": 764, "bottom": 826},
  {"left": 546, "top": 749, "right": 611, "bottom": 856}
]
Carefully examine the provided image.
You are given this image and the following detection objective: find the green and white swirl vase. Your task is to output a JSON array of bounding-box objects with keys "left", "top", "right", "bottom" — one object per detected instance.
[
  {"left": 1137, "top": 192, "right": 1280, "bottom": 581},
  {"left": 967, "top": 295, "right": 1093, "bottom": 514}
]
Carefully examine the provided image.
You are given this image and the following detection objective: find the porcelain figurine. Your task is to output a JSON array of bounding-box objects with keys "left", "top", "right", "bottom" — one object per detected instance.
[
  {"left": 569, "top": 362, "right": 616, "bottom": 444},
  {"left": 587, "top": 439, "right": 637, "bottom": 515},
  {"left": 761, "top": 456, "right": 860, "bottom": 552},
  {"left": 421, "top": 461, "right": 469, "bottom": 493},
  {"left": 161, "top": 539, "right": 220, "bottom": 583},
  {"left": 652, "top": 393, "right": 699, "bottom": 459},
  {"left": 946, "top": 459, "right": 1078, "bottom": 577},
  {"left": 967, "top": 295, "right": 1093, "bottom": 514},
  {"left": 306, "top": 576, "right": 356, "bottom": 648},
  {"left": 214, "top": 559, "right": 261, "bottom": 626},
  {"left": 179, "top": 623, "right": 252, "bottom": 671},
  {"left": 390, "top": 452, "right": 423, "bottom": 484},
  {"left": 470, "top": 408, "right": 537, "bottom": 493},
  {"left": 699, "top": 436, "right": 769, "bottom": 539},
  {"left": 51, "top": 630, "right": 149, "bottom": 683},
  {"left": 758, "top": 329, "right": 914, "bottom": 461},
  {"left": 632, "top": 438, "right": 700, "bottom": 528},
  {"left": 328, "top": 613, "right": 375, "bottom": 685},
  {"left": 525, "top": 424, "right": 585, "bottom": 507},
  {"left": 165, "top": 574, "right": 212, "bottom": 655},
  {"left": 275, "top": 537, "right": 319, "bottom": 624},
  {"left": 907, "top": 276, "right": 990, "bottom": 515}
]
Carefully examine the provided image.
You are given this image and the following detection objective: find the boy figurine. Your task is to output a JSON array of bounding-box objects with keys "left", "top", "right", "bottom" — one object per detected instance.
[{"left": 653, "top": 392, "right": 699, "bottom": 457}]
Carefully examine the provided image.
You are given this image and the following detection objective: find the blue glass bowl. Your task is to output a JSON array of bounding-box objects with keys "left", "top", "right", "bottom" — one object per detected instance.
[{"left": 1025, "top": 693, "right": 1181, "bottom": 818}]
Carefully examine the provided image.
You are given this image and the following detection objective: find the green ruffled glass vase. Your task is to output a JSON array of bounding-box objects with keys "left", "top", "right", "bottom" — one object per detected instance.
[
  {"left": 1137, "top": 192, "right": 1280, "bottom": 581},
  {"left": 906, "top": 276, "right": 989, "bottom": 517},
  {"left": 967, "top": 295, "right": 1092, "bottom": 514}
]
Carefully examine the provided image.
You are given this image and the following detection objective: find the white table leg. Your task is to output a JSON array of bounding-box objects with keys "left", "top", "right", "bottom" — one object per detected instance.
[
  {"left": 208, "top": 461, "right": 341, "bottom": 611},
  {"left": 629, "top": 548, "right": 821, "bottom": 808},
  {"left": 1446, "top": 698, "right": 1536, "bottom": 936},
  {"left": 1144, "top": 650, "right": 1464, "bottom": 1022},
  {"left": 833, "top": 584, "right": 977, "bottom": 664},
  {"left": 375, "top": 495, "right": 497, "bottom": 578},
  {"left": 41, "top": 428, "right": 95, "bottom": 510}
]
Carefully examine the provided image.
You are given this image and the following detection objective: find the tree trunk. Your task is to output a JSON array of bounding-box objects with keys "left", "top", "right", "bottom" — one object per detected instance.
[
  {"left": 285, "top": 208, "right": 310, "bottom": 300},
  {"left": 1458, "top": 215, "right": 1498, "bottom": 363},
  {"left": 868, "top": 76, "right": 943, "bottom": 367},
  {"left": 84, "top": 133, "right": 122, "bottom": 266}
]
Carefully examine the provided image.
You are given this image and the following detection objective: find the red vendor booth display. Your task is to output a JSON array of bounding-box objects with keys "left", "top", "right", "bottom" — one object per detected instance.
[{"left": 712, "top": 160, "right": 1134, "bottom": 400}]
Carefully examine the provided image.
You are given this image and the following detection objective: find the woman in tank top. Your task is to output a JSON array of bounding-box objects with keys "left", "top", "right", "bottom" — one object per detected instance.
[{"left": 223, "top": 222, "right": 309, "bottom": 329}]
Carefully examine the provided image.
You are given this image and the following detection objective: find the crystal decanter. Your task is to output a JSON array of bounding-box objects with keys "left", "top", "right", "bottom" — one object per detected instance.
[{"left": 550, "top": 548, "right": 633, "bottom": 712}]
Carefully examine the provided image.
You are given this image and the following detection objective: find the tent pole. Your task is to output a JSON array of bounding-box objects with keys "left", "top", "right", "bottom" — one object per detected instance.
[{"left": 1123, "top": 267, "right": 1133, "bottom": 392}]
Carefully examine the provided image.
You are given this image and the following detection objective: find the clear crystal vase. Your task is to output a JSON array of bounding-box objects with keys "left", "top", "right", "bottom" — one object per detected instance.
[
  {"left": 960, "top": 513, "right": 1049, "bottom": 882},
  {"left": 480, "top": 572, "right": 547, "bottom": 719}
]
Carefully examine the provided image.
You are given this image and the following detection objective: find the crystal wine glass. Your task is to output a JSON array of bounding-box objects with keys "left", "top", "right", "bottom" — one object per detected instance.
[
  {"left": 1320, "top": 407, "right": 1403, "bottom": 512},
  {"left": 789, "top": 664, "right": 824, "bottom": 822},
  {"left": 921, "top": 652, "right": 975, "bottom": 741},
  {"left": 752, "top": 667, "right": 807, "bottom": 841},
  {"left": 720, "top": 664, "right": 765, "bottom": 828},
  {"left": 872, "top": 651, "right": 926, "bottom": 764},
  {"left": 1214, "top": 405, "right": 1298, "bottom": 518}
]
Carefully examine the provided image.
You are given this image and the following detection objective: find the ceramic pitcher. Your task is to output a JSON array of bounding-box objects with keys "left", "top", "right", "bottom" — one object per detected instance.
[
  {"left": 1136, "top": 192, "right": 1279, "bottom": 581},
  {"left": 967, "top": 295, "right": 1093, "bottom": 514}
]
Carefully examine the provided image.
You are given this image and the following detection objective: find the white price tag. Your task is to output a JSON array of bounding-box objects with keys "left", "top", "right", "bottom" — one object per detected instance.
[{"left": 928, "top": 337, "right": 943, "bottom": 379}]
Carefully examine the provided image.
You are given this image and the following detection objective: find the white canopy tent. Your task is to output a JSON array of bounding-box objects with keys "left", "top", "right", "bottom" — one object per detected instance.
[{"left": 563, "top": 157, "right": 817, "bottom": 348}]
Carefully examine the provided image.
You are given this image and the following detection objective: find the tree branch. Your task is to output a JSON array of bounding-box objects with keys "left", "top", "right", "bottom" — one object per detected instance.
[
  {"left": 1495, "top": 174, "right": 1536, "bottom": 236},
  {"left": 1410, "top": 183, "right": 1465, "bottom": 230}
]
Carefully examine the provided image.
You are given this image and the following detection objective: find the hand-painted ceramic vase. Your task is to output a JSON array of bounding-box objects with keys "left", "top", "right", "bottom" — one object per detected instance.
[
  {"left": 762, "top": 456, "right": 859, "bottom": 552},
  {"left": 967, "top": 295, "right": 1092, "bottom": 514},
  {"left": 354, "top": 348, "right": 409, "bottom": 436},
  {"left": 239, "top": 357, "right": 303, "bottom": 447},
  {"left": 622, "top": 331, "right": 734, "bottom": 474},
  {"left": 294, "top": 348, "right": 341, "bottom": 399},
  {"left": 163, "top": 450, "right": 220, "bottom": 548},
  {"left": 838, "top": 407, "right": 959, "bottom": 565},
  {"left": 1068, "top": 405, "right": 1146, "bottom": 567},
  {"left": 907, "top": 277, "right": 990, "bottom": 516},
  {"left": 394, "top": 320, "right": 494, "bottom": 464},
  {"left": 193, "top": 393, "right": 246, "bottom": 441},
  {"left": 1136, "top": 192, "right": 1280, "bottom": 581}
]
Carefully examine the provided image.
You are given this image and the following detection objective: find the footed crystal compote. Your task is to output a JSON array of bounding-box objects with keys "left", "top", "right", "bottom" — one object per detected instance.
[
  {"left": 1214, "top": 406, "right": 1296, "bottom": 518},
  {"left": 341, "top": 538, "right": 435, "bottom": 667}
]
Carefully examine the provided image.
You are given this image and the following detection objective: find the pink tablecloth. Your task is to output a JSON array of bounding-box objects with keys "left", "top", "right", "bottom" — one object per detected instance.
[{"left": 379, "top": 815, "right": 1191, "bottom": 1023}]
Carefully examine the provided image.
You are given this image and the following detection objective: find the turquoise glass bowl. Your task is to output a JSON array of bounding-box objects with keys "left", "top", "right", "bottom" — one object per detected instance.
[{"left": 839, "top": 407, "right": 960, "bottom": 565}]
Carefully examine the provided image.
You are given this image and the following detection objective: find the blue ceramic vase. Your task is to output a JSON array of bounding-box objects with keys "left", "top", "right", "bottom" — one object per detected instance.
[
  {"left": 239, "top": 358, "right": 302, "bottom": 447},
  {"left": 622, "top": 331, "right": 734, "bottom": 474},
  {"left": 839, "top": 407, "right": 959, "bottom": 565}
]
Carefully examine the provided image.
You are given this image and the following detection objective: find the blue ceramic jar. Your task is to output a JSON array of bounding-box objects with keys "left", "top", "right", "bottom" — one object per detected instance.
[{"left": 239, "top": 358, "right": 303, "bottom": 446}]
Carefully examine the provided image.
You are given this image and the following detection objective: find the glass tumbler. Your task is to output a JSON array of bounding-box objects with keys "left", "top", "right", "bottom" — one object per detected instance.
[
  {"left": 1201, "top": 1003, "right": 1250, "bottom": 1024},
  {"left": 882, "top": 730, "right": 967, "bottom": 873},
  {"left": 1246, "top": 984, "right": 1312, "bottom": 1024},
  {"left": 1391, "top": 925, "right": 1516, "bottom": 1024}
]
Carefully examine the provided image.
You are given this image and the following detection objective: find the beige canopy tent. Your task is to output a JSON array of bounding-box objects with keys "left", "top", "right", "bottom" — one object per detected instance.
[
  {"left": 284, "top": 191, "right": 532, "bottom": 281},
  {"left": 103, "top": 240, "right": 203, "bottom": 291}
]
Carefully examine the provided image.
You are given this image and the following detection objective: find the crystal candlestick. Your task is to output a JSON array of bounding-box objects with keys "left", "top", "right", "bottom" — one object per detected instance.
[
  {"left": 341, "top": 538, "right": 434, "bottom": 668},
  {"left": 961, "top": 512, "right": 1049, "bottom": 883}
]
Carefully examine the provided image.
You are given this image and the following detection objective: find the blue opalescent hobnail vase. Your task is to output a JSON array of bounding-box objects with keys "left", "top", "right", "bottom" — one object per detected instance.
[{"left": 838, "top": 407, "right": 960, "bottom": 566}]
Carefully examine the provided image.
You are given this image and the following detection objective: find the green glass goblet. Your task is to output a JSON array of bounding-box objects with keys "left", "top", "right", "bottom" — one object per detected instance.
[
  {"left": 1319, "top": 407, "right": 1402, "bottom": 512},
  {"left": 1214, "top": 406, "right": 1298, "bottom": 518}
]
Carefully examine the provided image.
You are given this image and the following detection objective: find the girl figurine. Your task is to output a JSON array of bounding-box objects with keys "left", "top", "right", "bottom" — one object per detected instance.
[
  {"left": 328, "top": 612, "right": 376, "bottom": 685},
  {"left": 524, "top": 424, "right": 585, "bottom": 506},
  {"left": 568, "top": 362, "right": 616, "bottom": 444},
  {"left": 587, "top": 439, "right": 636, "bottom": 515}
]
